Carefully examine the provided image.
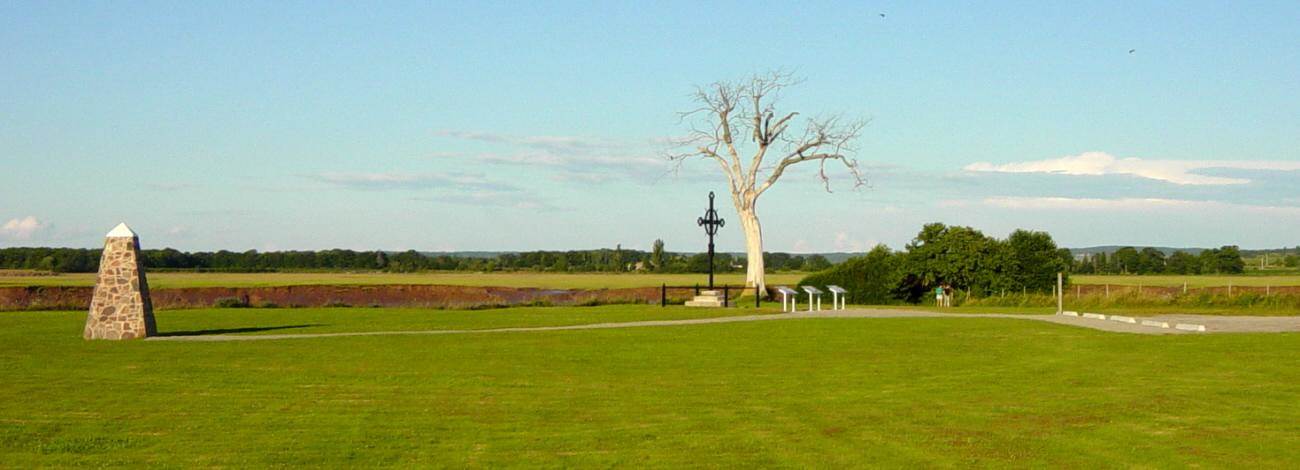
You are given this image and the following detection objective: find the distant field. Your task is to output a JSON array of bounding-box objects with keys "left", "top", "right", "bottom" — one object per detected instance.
[
  {"left": 1073, "top": 274, "right": 1300, "bottom": 287},
  {"left": 0, "top": 271, "right": 806, "bottom": 290},
  {"left": 8, "top": 271, "right": 1299, "bottom": 293}
]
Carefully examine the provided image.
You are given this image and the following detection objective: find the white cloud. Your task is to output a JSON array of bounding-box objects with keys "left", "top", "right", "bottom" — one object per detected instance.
[
  {"left": 1, "top": 216, "right": 46, "bottom": 240},
  {"left": 146, "top": 182, "right": 199, "bottom": 191},
  {"left": 964, "top": 152, "right": 1300, "bottom": 185},
  {"left": 435, "top": 130, "right": 668, "bottom": 183},
  {"left": 435, "top": 130, "right": 644, "bottom": 153},
  {"left": 310, "top": 172, "right": 512, "bottom": 191},
  {"left": 411, "top": 191, "right": 560, "bottom": 211},
  {"left": 967, "top": 196, "right": 1300, "bottom": 215},
  {"left": 833, "top": 231, "right": 875, "bottom": 252}
]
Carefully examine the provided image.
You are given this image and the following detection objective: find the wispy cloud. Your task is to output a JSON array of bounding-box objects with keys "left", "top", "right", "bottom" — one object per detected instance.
[
  {"left": 411, "top": 191, "right": 561, "bottom": 211},
  {"left": 833, "top": 231, "right": 876, "bottom": 252},
  {"left": 1, "top": 216, "right": 47, "bottom": 240},
  {"left": 951, "top": 196, "right": 1300, "bottom": 215},
  {"left": 311, "top": 168, "right": 557, "bottom": 210},
  {"left": 309, "top": 171, "right": 513, "bottom": 191},
  {"left": 435, "top": 130, "right": 668, "bottom": 183},
  {"left": 964, "top": 152, "right": 1300, "bottom": 185},
  {"left": 146, "top": 182, "right": 199, "bottom": 191},
  {"left": 435, "top": 130, "right": 648, "bottom": 153}
]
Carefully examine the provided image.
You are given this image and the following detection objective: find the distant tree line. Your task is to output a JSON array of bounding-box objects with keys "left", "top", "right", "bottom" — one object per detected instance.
[
  {"left": 1073, "top": 246, "right": 1246, "bottom": 275},
  {"left": 0, "top": 245, "right": 833, "bottom": 274},
  {"left": 802, "top": 223, "right": 1075, "bottom": 304}
]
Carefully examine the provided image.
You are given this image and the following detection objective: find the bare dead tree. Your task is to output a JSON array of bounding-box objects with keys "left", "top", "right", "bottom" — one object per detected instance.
[{"left": 668, "top": 71, "right": 867, "bottom": 295}]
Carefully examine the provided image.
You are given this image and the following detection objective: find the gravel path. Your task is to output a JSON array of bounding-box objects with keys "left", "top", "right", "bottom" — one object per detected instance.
[{"left": 145, "top": 308, "right": 1300, "bottom": 342}]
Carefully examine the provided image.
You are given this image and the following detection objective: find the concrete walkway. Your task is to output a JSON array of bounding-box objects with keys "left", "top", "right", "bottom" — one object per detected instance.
[{"left": 145, "top": 308, "right": 1300, "bottom": 342}]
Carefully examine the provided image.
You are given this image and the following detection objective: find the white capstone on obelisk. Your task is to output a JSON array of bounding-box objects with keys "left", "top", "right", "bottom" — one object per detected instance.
[{"left": 83, "top": 223, "right": 156, "bottom": 340}]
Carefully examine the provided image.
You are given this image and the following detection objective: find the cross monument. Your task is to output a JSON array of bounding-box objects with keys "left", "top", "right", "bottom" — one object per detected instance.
[{"left": 697, "top": 191, "right": 725, "bottom": 289}]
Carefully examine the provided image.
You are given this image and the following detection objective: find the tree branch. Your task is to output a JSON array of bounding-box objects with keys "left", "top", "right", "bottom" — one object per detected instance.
[{"left": 668, "top": 72, "right": 867, "bottom": 202}]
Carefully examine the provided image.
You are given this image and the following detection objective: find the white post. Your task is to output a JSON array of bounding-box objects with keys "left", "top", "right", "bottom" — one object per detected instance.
[
  {"left": 816, "top": 295, "right": 821, "bottom": 311},
  {"left": 1057, "top": 272, "right": 1063, "bottom": 314}
]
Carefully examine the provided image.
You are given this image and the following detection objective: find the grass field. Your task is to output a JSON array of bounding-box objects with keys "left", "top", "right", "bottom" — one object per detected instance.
[
  {"left": 0, "top": 271, "right": 806, "bottom": 289},
  {"left": 3, "top": 305, "right": 1299, "bottom": 466},
  {"left": 150, "top": 304, "right": 772, "bottom": 336},
  {"left": 1072, "top": 274, "right": 1300, "bottom": 287},
  {"left": 5, "top": 270, "right": 1299, "bottom": 290}
]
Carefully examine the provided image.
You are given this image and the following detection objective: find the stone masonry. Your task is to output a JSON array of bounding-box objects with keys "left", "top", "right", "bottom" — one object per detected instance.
[{"left": 84, "top": 223, "right": 156, "bottom": 340}]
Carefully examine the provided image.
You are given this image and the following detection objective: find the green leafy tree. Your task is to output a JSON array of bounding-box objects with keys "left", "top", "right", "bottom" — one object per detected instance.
[
  {"left": 1137, "top": 247, "right": 1166, "bottom": 274},
  {"left": 804, "top": 254, "right": 832, "bottom": 272},
  {"left": 1005, "top": 229, "right": 1069, "bottom": 291},
  {"left": 650, "top": 239, "right": 665, "bottom": 271},
  {"left": 1166, "top": 251, "right": 1198, "bottom": 274},
  {"left": 1112, "top": 247, "right": 1140, "bottom": 274},
  {"left": 1215, "top": 246, "right": 1245, "bottom": 273},
  {"left": 898, "top": 223, "right": 999, "bottom": 299}
]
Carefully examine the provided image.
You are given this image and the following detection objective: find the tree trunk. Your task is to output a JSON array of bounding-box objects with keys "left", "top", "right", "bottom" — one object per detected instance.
[{"left": 737, "top": 205, "right": 766, "bottom": 296}]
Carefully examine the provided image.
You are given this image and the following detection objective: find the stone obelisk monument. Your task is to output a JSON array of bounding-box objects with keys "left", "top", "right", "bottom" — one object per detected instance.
[{"left": 84, "top": 223, "right": 156, "bottom": 340}]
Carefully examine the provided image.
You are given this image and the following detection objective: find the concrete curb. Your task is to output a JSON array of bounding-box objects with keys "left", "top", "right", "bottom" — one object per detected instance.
[{"left": 1141, "top": 320, "right": 1170, "bottom": 328}]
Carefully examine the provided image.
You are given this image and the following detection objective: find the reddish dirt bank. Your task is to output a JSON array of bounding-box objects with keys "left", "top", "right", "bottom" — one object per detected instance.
[{"left": 0, "top": 285, "right": 703, "bottom": 311}]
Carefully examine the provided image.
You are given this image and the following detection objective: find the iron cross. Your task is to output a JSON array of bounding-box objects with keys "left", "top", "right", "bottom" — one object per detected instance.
[{"left": 697, "top": 191, "right": 725, "bottom": 289}]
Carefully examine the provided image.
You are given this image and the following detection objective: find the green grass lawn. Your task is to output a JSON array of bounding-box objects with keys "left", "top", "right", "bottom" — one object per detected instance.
[
  {"left": 3, "top": 305, "right": 1300, "bottom": 467},
  {"left": 147, "top": 304, "right": 776, "bottom": 336},
  {"left": 0, "top": 271, "right": 807, "bottom": 290}
]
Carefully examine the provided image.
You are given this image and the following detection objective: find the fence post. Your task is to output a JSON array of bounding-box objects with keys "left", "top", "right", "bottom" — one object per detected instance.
[
  {"left": 694, "top": 283, "right": 699, "bottom": 295},
  {"left": 1056, "top": 272, "right": 1063, "bottom": 314},
  {"left": 661, "top": 284, "right": 666, "bottom": 307},
  {"left": 1105, "top": 284, "right": 1110, "bottom": 298},
  {"left": 723, "top": 285, "right": 729, "bottom": 307},
  {"left": 1183, "top": 282, "right": 1187, "bottom": 294}
]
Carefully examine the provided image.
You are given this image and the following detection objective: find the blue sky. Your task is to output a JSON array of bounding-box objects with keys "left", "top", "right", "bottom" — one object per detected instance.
[{"left": 2, "top": 1, "right": 1298, "bottom": 252}]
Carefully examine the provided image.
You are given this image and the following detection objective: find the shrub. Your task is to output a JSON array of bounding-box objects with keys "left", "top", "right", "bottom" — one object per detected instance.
[
  {"left": 798, "top": 245, "right": 903, "bottom": 305},
  {"left": 213, "top": 297, "right": 249, "bottom": 308}
]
